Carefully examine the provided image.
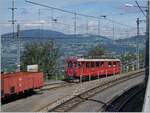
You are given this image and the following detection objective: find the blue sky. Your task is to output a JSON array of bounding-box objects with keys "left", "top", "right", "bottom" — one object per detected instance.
[{"left": 0, "top": 0, "right": 146, "bottom": 39}]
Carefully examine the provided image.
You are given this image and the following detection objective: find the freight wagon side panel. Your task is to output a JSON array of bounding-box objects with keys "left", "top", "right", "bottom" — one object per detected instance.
[
  {"left": 33, "top": 72, "right": 44, "bottom": 88},
  {"left": 17, "top": 74, "right": 26, "bottom": 93},
  {"left": 28, "top": 76, "right": 34, "bottom": 89},
  {"left": 4, "top": 77, "right": 17, "bottom": 96}
]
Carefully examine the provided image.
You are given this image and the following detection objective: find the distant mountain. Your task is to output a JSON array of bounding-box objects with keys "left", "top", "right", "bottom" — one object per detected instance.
[
  {"left": 115, "top": 35, "right": 146, "bottom": 51},
  {"left": 115, "top": 35, "right": 146, "bottom": 44},
  {"left": 1, "top": 29, "right": 146, "bottom": 71},
  {"left": 2, "top": 29, "right": 111, "bottom": 40},
  {"left": 1, "top": 29, "right": 66, "bottom": 38}
]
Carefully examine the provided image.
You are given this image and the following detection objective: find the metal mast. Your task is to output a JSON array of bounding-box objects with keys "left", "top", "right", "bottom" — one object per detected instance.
[
  {"left": 86, "top": 18, "right": 89, "bottom": 35},
  {"left": 136, "top": 18, "right": 140, "bottom": 69},
  {"left": 98, "top": 19, "right": 100, "bottom": 35},
  {"left": 9, "top": 0, "right": 17, "bottom": 38},
  {"left": 74, "top": 13, "right": 77, "bottom": 37},
  {"left": 16, "top": 24, "right": 20, "bottom": 72}
]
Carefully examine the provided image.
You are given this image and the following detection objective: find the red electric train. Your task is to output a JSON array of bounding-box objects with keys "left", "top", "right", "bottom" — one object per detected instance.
[{"left": 65, "top": 57, "right": 121, "bottom": 80}]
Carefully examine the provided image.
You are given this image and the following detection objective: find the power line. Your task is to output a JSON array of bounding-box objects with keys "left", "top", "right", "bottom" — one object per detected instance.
[
  {"left": 135, "top": 1, "right": 146, "bottom": 17},
  {"left": 25, "top": 0, "right": 135, "bottom": 28}
]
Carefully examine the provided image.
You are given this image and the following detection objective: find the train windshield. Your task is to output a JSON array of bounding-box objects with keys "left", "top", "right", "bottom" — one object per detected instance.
[
  {"left": 68, "top": 61, "right": 73, "bottom": 68},
  {"left": 67, "top": 61, "right": 77, "bottom": 68}
]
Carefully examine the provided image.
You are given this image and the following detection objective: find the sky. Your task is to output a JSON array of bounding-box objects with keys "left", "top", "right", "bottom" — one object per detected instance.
[{"left": 0, "top": 0, "right": 147, "bottom": 39}]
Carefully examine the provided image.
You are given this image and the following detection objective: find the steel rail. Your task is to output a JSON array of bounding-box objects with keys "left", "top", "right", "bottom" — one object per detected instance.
[
  {"left": 42, "top": 70, "right": 144, "bottom": 112},
  {"left": 40, "top": 81, "right": 77, "bottom": 91}
]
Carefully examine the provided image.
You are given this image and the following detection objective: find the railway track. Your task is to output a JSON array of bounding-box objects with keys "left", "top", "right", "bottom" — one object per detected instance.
[
  {"left": 50, "top": 71, "right": 144, "bottom": 112},
  {"left": 41, "top": 81, "right": 76, "bottom": 91},
  {"left": 104, "top": 83, "right": 145, "bottom": 112},
  {"left": 35, "top": 69, "right": 144, "bottom": 112}
]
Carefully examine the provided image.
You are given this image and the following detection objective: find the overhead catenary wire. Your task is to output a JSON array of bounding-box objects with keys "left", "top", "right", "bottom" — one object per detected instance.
[
  {"left": 135, "top": 1, "right": 146, "bottom": 17},
  {"left": 25, "top": 0, "right": 135, "bottom": 29}
]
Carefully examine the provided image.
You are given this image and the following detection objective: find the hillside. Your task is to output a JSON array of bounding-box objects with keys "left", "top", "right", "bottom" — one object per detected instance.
[
  {"left": 2, "top": 29, "right": 66, "bottom": 38},
  {"left": 1, "top": 29, "right": 146, "bottom": 71}
]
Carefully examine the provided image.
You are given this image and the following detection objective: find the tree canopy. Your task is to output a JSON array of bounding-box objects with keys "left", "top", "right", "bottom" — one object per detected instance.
[
  {"left": 21, "top": 41, "right": 59, "bottom": 80},
  {"left": 87, "top": 45, "right": 106, "bottom": 58}
]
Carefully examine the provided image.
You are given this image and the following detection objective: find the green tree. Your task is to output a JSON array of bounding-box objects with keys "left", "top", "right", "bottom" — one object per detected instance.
[
  {"left": 21, "top": 41, "right": 59, "bottom": 80},
  {"left": 87, "top": 45, "right": 106, "bottom": 58}
]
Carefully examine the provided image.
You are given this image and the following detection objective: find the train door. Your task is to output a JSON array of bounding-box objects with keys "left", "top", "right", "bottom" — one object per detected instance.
[
  {"left": 104, "top": 61, "right": 109, "bottom": 75},
  {"left": 100, "top": 61, "right": 105, "bottom": 75},
  {"left": 77, "top": 61, "right": 84, "bottom": 78},
  {"left": 108, "top": 61, "right": 113, "bottom": 75},
  {"left": 117, "top": 61, "right": 121, "bottom": 73},
  {"left": 112, "top": 61, "right": 117, "bottom": 75},
  {"left": 85, "top": 62, "right": 90, "bottom": 78},
  {"left": 95, "top": 61, "right": 100, "bottom": 77},
  {"left": 90, "top": 62, "right": 95, "bottom": 77}
]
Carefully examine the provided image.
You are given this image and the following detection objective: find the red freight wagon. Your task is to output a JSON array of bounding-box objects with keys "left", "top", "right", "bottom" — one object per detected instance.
[
  {"left": 65, "top": 57, "right": 121, "bottom": 80},
  {"left": 1, "top": 72, "right": 44, "bottom": 99}
]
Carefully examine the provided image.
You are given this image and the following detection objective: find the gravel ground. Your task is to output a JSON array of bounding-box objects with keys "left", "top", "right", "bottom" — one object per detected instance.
[
  {"left": 1, "top": 70, "right": 144, "bottom": 112},
  {"left": 68, "top": 75, "right": 144, "bottom": 112}
]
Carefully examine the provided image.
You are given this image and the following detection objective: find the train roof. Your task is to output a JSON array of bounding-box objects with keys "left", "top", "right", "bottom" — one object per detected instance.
[{"left": 77, "top": 58, "right": 121, "bottom": 62}]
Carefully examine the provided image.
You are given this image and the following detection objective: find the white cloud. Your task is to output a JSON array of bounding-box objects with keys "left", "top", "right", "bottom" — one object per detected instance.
[{"left": 23, "top": 20, "right": 49, "bottom": 27}]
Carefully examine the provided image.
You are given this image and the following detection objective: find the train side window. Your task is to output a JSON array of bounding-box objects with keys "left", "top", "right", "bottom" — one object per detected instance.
[
  {"left": 96, "top": 62, "right": 100, "bottom": 67},
  {"left": 117, "top": 61, "right": 120, "bottom": 66},
  {"left": 74, "top": 62, "right": 77, "bottom": 67},
  {"left": 91, "top": 62, "right": 95, "bottom": 68},
  {"left": 101, "top": 62, "right": 104, "bottom": 67},
  {"left": 108, "top": 62, "right": 112, "bottom": 67},
  {"left": 86, "top": 62, "right": 90, "bottom": 68}
]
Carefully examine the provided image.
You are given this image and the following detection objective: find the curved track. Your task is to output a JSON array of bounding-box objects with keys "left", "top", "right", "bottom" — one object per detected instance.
[{"left": 45, "top": 72, "right": 144, "bottom": 112}]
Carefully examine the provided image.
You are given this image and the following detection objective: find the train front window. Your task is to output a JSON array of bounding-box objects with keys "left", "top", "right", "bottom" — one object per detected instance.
[
  {"left": 74, "top": 62, "right": 77, "bottom": 67},
  {"left": 68, "top": 62, "right": 73, "bottom": 68}
]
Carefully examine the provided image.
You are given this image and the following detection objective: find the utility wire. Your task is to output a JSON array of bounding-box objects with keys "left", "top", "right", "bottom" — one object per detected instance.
[
  {"left": 25, "top": 0, "right": 135, "bottom": 28},
  {"left": 135, "top": 1, "right": 146, "bottom": 17}
]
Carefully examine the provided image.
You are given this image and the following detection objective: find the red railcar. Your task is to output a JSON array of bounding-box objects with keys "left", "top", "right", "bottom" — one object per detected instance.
[
  {"left": 1, "top": 72, "right": 44, "bottom": 99},
  {"left": 65, "top": 57, "right": 121, "bottom": 80}
]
